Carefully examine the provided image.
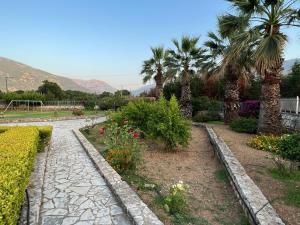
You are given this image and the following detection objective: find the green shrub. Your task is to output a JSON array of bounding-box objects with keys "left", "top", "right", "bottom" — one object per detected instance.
[
  {"left": 277, "top": 134, "right": 300, "bottom": 163},
  {"left": 230, "top": 117, "right": 258, "bottom": 134},
  {"left": 0, "top": 126, "right": 52, "bottom": 225},
  {"left": 104, "top": 123, "right": 142, "bottom": 173},
  {"left": 98, "top": 96, "right": 128, "bottom": 110},
  {"left": 192, "top": 111, "right": 220, "bottom": 123},
  {"left": 111, "top": 96, "right": 191, "bottom": 151},
  {"left": 72, "top": 108, "right": 84, "bottom": 116}
]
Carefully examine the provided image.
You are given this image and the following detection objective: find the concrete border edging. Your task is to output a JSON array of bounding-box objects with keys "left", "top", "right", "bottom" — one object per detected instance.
[
  {"left": 73, "top": 129, "right": 164, "bottom": 225},
  {"left": 19, "top": 138, "right": 53, "bottom": 225},
  {"left": 197, "top": 123, "right": 284, "bottom": 225}
]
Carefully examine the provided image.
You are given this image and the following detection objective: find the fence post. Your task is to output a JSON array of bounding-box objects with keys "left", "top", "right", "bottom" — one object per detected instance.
[{"left": 296, "top": 96, "right": 299, "bottom": 115}]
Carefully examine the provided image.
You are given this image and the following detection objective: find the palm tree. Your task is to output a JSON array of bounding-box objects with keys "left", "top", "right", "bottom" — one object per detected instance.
[
  {"left": 225, "top": 0, "right": 300, "bottom": 133},
  {"left": 141, "top": 47, "right": 167, "bottom": 99},
  {"left": 165, "top": 36, "right": 205, "bottom": 118},
  {"left": 202, "top": 20, "right": 256, "bottom": 123}
]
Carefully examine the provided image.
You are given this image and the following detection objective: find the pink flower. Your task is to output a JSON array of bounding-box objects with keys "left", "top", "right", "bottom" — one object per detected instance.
[{"left": 133, "top": 132, "right": 140, "bottom": 138}]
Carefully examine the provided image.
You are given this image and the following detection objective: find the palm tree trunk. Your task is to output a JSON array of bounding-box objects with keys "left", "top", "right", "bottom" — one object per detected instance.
[
  {"left": 224, "top": 64, "right": 240, "bottom": 124},
  {"left": 258, "top": 62, "right": 282, "bottom": 134},
  {"left": 154, "top": 69, "right": 163, "bottom": 99},
  {"left": 180, "top": 68, "right": 192, "bottom": 118}
]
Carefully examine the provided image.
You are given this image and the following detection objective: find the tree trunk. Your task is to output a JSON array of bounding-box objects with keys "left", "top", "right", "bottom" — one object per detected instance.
[
  {"left": 180, "top": 68, "right": 192, "bottom": 118},
  {"left": 258, "top": 61, "right": 282, "bottom": 134},
  {"left": 224, "top": 64, "right": 240, "bottom": 124},
  {"left": 154, "top": 68, "right": 163, "bottom": 99}
]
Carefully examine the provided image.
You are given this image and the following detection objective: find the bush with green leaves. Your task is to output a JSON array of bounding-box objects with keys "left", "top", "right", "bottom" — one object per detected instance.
[
  {"left": 277, "top": 134, "right": 300, "bottom": 163},
  {"left": 110, "top": 96, "right": 191, "bottom": 151},
  {"left": 230, "top": 117, "right": 258, "bottom": 134},
  {"left": 193, "top": 111, "right": 220, "bottom": 123}
]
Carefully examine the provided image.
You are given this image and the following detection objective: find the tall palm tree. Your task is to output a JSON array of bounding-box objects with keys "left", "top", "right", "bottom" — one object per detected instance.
[
  {"left": 141, "top": 47, "right": 167, "bottom": 99},
  {"left": 202, "top": 20, "right": 256, "bottom": 123},
  {"left": 165, "top": 36, "right": 205, "bottom": 118},
  {"left": 225, "top": 0, "right": 300, "bottom": 133}
]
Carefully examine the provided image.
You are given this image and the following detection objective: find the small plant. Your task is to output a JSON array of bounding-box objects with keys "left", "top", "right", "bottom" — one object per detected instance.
[
  {"left": 104, "top": 123, "right": 142, "bottom": 174},
  {"left": 230, "top": 117, "right": 258, "bottom": 134},
  {"left": 164, "top": 181, "right": 189, "bottom": 215},
  {"left": 248, "top": 135, "right": 280, "bottom": 152},
  {"left": 193, "top": 111, "right": 220, "bottom": 122},
  {"left": 72, "top": 108, "right": 84, "bottom": 116}
]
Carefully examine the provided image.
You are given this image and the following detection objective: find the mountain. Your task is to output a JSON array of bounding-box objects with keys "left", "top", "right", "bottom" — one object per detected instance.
[
  {"left": 131, "top": 84, "right": 155, "bottom": 96},
  {"left": 0, "top": 57, "right": 115, "bottom": 93},
  {"left": 73, "top": 79, "right": 116, "bottom": 94},
  {"left": 283, "top": 58, "right": 300, "bottom": 75}
]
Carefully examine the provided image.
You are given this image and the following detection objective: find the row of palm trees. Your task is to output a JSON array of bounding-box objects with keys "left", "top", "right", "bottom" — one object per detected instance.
[{"left": 141, "top": 0, "right": 300, "bottom": 134}]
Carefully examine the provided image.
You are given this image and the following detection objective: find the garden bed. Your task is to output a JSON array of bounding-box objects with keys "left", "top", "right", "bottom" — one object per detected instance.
[
  {"left": 210, "top": 124, "right": 300, "bottom": 225},
  {"left": 82, "top": 124, "right": 249, "bottom": 225}
]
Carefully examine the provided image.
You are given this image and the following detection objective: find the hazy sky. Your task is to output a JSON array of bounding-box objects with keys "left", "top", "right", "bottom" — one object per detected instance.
[{"left": 0, "top": 0, "right": 299, "bottom": 89}]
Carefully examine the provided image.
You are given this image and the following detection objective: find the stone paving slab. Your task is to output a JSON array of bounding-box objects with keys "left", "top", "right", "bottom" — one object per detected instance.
[{"left": 5, "top": 118, "right": 133, "bottom": 225}]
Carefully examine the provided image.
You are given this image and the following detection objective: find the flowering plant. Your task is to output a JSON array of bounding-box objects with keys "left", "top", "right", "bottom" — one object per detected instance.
[{"left": 164, "top": 181, "right": 189, "bottom": 214}]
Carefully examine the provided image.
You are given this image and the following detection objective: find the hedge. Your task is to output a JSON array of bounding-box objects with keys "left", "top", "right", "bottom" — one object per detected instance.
[{"left": 0, "top": 126, "right": 52, "bottom": 225}]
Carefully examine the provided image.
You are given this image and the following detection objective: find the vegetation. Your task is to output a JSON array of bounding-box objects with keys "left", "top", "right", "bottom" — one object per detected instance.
[
  {"left": 225, "top": 0, "right": 300, "bottom": 133},
  {"left": 281, "top": 63, "right": 300, "bottom": 98},
  {"left": 110, "top": 96, "right": 191, "bottom": 150},
  {"left": 165, "top": 36, "right": 205, "bottom": 118},
  {"left": 230, "top": 117, "right": 258, "bottom": 134},
  {"left": 0, "top": 126, "right": 52, "bottom": 225},
  {"left": 141, "top": 47, "right": 168, "bottom": 99}
]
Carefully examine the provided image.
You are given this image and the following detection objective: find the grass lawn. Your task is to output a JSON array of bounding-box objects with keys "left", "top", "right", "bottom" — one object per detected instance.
[
  {"left": 81, "top": 123, "right": 249, "bottom": 225},
  {"left": 0, "top": 110, "right": 104, "bottom": 120}
]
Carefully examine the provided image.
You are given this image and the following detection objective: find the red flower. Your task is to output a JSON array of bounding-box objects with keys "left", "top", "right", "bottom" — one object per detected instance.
[
  {"left": 99, "top": 127, "right": 105, "bottom": 135},
  {"left": 133, "top": 132, "right": 140, "bottom": 138}
]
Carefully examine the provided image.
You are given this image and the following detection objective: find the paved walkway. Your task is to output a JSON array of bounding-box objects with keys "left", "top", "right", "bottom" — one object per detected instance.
[{"left": 10, "top": 118, "right": 132, "bottom": 225}]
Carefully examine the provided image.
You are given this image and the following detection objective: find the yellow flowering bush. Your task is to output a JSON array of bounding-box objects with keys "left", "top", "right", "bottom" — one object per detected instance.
[
  {"left": 248, "top": 135, "right": 281, "bottom": 153},
  {"left": 164, "top": 181, "right": 189, "bottom": 214},
  {"left": 0, "top": 126, "right": 52, "bottom": 225}
]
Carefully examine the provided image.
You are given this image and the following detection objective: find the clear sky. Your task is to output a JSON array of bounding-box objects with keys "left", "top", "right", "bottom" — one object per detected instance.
[{"left": 0, "top": 0, "right": 299, "bottom": 89}]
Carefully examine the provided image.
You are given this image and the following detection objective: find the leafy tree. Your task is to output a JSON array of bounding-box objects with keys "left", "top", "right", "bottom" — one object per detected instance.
[
  {"left": 281, "top": 63, "right": 300, "bottom": 97},
  {"left": 165, "top": 36, "right": 205, "bottom": 118},
  {"left": 225, "top": 0, "right": 300, "bottom": 133},
  {"left": 141, "top": 47, "right": 168, "bottom": 99},
  {"left": 114, "top": 89, "right": 131, "bottom": 97},
  {"left": 37, "top": 80, "right": 64, "bottom": 100}
]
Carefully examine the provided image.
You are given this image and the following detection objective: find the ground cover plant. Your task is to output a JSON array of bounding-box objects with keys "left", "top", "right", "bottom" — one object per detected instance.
[{"left": 0, "top": 126, "right": 52, "bottom": 225}]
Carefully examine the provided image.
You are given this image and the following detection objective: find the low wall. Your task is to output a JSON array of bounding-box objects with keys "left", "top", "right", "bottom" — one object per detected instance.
[
  {"left": 197, "top": 124, "right": 284, "bottom": 225},
  {"left": 282, "top": 113, "right": 300, "bottom": 131}
]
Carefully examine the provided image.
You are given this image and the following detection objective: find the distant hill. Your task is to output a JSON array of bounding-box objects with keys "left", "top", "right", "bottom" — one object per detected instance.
[
  {"left": 283, "top": 58, "right": 300, "bottom": 75},
  {"left": 0, "top": 57, "right": 115, "bottom": 93},
  {"left": 131, "top": 84, "right": 155, "bottom": 96},
  {"left": 73, "top": 79, "right": 116, "bottom": 94}
]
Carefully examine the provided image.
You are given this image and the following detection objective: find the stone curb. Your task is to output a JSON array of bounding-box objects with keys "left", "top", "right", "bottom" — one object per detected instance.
[
  {"left": 19, "top": 137, "right": 53, "bottom": 225},
  {"left": 195, "top": 123, "right": 284, "bottom": 225},
  {"left": 73, "top": 129, "right": 164, "bottom": 225},
  {"left": 0, "top": 115, "right": 102, "bottom": 124}
]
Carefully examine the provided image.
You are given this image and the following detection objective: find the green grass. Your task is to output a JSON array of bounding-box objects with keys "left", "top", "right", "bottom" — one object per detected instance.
[
  {"left": 269, "top": 168, "right": 300, "bottom": 208},
  {"left": 0, "top": 110, "right": 103, "bottom": 120},
  {"left": 215, "top": 169, "right": 230, "bottom": 183}
]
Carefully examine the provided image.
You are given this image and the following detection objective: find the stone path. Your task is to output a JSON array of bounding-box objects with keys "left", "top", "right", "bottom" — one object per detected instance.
[{"left": 10, "top": 118, "right": 132, "bottom": 225}]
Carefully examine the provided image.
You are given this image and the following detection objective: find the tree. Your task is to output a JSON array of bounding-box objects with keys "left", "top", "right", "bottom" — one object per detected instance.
[
  {"left": 141, "top": 47, "right": 167, "bottom": 99},
  {"left": 202, "top": 21, "right": 255, "bottom": 123},
  {"left": 281, "top": 62, "right": 300, "bottom": 97},
  {"left": 37, "top": 80, "right": 64, "bottom": 100},
  {"left": 114, "top": 89, "right": 131, "bottom": 97},
  {"left": 165, "top": 36, "right": 205, "bottom": 118},
  {"left": 226, "top": 0, "right": 300, "bottom": 133}
]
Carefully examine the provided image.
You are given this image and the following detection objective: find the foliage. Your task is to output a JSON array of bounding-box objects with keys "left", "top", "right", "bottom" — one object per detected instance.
[
  {"left": 37, "top": 80, "right": 64, "bottom": 100},
  {"left": 281, "top": 62, "right": 300, "bottom": 97},
  {"left": 193, "top": 111, "right": 220, "bottom": 123},
  {"left": 114, "top": 89, "right": 131, "bottom": 97},
  {"left": 103, "top": 123, "right": 142, "bottom": 174},
  {"left": 98, "top": 95, "right": 128, "bottom": 110},
  {"left": 72, "top": 108, "right": 85, "bottom": 116},
  {"left": 0, "top": 126, "right": 52, "bottom": 225},
  {"left": 164, "top": 181, "right": 189, "bottom": 215},
  {"left": 248, "top": 135, "right": 280, "bottom": 153},
  {"left": 113, "top": 96, "right": 191, "bottom": 150},
  {"left": 277, "top": 134, "right": 300, "bottom": 162},
  {"left": 0, "top": 91, "right": 45, "bottom": 103},
  {"left": 230, "top": 117, "right": 258, "bottom": 134},
  {"left": 239, "top": 100, "right": 260, "bottom": 118}
]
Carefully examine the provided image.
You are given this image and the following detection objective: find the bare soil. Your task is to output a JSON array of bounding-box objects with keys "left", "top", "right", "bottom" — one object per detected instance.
[
  {"left": 135, "top": 126, "right": 247, "bottom": 225},
  {"left": 210, "top": 124, "right": 300, "bottom": 225}
]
